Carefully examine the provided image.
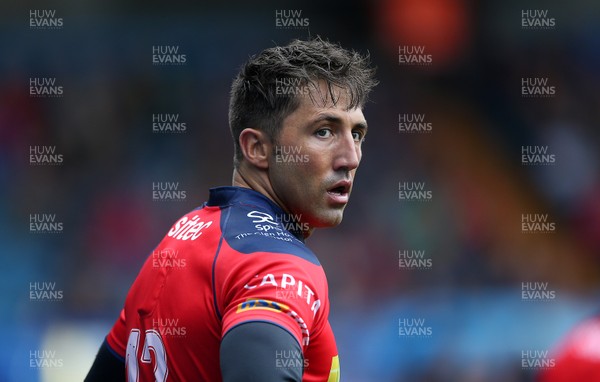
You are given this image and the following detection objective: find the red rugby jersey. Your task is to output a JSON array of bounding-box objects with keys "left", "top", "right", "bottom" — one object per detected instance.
[
  {"left": 105, "top": 186, "right": 340, "bottom": 381},
  {"left": 537, "top": 316, "right": 600, "bottom": 382}
]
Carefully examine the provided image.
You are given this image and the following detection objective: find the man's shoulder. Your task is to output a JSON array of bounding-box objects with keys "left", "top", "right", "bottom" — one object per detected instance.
[{"left": 219, "top": 201, "right": 320, "bottom": 266}]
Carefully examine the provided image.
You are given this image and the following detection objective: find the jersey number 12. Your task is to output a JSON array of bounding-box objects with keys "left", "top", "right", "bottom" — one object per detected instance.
[{"left": 126, "top": 329, "right": 168, "bottom": 382}]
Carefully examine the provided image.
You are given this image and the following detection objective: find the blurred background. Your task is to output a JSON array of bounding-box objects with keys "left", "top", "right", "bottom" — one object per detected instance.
[{"left": 2, "top": 0, "right": 600, "bottom": 381}]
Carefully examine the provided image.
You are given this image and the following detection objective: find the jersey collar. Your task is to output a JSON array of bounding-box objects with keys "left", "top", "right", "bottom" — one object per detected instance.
[{"left": 206, "top": 186, "right": 305, "bottom": 242}]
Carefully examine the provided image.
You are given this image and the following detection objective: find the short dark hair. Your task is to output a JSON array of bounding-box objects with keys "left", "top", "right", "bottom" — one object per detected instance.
[{"left": 228, "top": 37, "right": 378, "bottom": 167}]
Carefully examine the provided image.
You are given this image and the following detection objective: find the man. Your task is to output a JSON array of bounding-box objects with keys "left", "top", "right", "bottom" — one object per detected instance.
[
  {"left": 86, "top": 37, "right": 377, "bottom": 381},
  {"left": 537, "top": 314, "right": 600, "bottom": 381}
]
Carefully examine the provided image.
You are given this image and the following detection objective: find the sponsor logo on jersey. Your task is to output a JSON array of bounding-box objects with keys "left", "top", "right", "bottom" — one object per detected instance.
[
  {"left": 243, "top": 273, "right": 321, "bottom": 318},
  {"left": 236, "top": 298, "right": 290, "bottom": 313},
  {"left": 248, "top": 210, "right": 278, "bottom": 230},
  {"left": 236, "top": 298, "right": 311, "bottom": 346},
  {"left": 167, "top": 215, "right": 213, "bottom": 240},
  {"left": 244, "top": 210, "right": 309, "bottom": 236}
]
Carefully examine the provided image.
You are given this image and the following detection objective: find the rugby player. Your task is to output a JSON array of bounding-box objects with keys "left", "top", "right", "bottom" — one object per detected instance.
[
  {"left": 85, "top": 37, "right": 377, "bottom": 381},
  {"left": 537, "top": 314, "right": 600, "bottom": 381}
]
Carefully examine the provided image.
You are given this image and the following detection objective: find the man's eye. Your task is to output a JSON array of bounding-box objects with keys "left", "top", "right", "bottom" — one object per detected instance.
[
  {"left": 352, "top": 131, "right": 365, "bottom": 142},
  {"left": 316, "top": 128, "right": 332, "bottom": 138}
]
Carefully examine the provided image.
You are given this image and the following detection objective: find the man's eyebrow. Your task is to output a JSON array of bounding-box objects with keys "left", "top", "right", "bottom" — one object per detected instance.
[{"left": 310, "top": 113, "right": 368, "bottom": 131}]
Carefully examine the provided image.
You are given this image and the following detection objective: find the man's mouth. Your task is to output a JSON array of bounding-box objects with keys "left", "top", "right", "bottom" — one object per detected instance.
[{"left": 326, "top": 180, "right": 352, "bottom": 204}]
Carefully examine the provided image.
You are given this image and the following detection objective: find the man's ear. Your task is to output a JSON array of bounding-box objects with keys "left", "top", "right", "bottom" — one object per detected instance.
[{"left": 238, "top": 128, "right": 271, "bottom": 170}]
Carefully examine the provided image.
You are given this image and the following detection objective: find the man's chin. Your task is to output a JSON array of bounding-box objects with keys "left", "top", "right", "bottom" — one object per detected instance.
[{"left": 309, "top": 211, "right": 345, "bottom": 228}]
